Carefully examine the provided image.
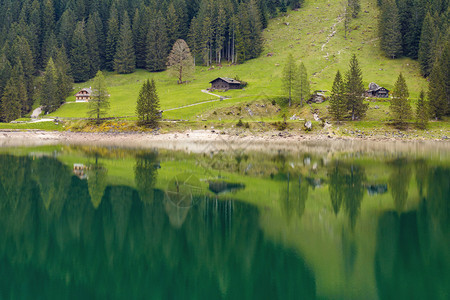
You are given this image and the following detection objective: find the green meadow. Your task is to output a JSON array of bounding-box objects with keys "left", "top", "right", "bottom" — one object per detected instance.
[{"left": 46, "top": 0, "right": 430, "bottom": 123}]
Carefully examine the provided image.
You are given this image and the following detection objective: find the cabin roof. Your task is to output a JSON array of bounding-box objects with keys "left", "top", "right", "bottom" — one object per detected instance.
[
  {"left": 368, "top": 82, "right": 389, "bottom": 92},
  {"left": 74, "top": 88, "right": 92, "bottom": 96},
  {"left": 209, "top": 77, "right": 241, "bottom": 84}
]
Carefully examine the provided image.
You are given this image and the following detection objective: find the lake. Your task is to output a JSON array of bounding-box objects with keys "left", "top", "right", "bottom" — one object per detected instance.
[{"left": 0, "top": 141, "right": 448, "bottom": 299}]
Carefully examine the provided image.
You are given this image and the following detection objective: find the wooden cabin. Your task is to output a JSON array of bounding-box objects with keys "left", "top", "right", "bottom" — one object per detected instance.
[
  {"left": 366, "top": 83, "right": 389, "bottom": 98},
  {"left": 209, "top": 77, "right": 241, "bottom": 91},
  {"left": 74, "top": 88, "right": 92, "bottom": 102}
]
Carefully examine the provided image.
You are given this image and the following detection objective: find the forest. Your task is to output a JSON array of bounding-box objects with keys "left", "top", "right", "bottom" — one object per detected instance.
[{"left": 0, "top": 0, "right": 448, "bottom": 122}]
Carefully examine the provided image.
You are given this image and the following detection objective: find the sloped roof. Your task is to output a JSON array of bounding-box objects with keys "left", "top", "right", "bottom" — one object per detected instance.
[
  {"left": 368, "top": 82, "right": 389, "bottom": 92},
  {"left": 209, "top": 77, "right": 241, "bottom": 84},
  {"left": 74, "top": 88, "right": 92, "bottom": 96}
]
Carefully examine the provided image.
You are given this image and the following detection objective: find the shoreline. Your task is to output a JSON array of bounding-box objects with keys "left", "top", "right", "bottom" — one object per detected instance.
[{"left": 1, "top": 130, "right": 449, "bottom": 154}]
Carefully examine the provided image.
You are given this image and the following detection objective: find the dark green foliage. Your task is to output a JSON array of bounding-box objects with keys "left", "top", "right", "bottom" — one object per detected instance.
[
  {"left": 379, "top": 0, "right": 402, "bottom": 58},
  {"left": 88, "top": 71, "right": 110, "bottom": 123},
  {"left": 114, "top": 12, "right": 135, "bottom": 74},
  {"left": 70, "top": 21, "right": 89, "bottom": 82},
  {"left": 418, "top": 13, "right": 437, "bottom": 77},
  {"left": 416, "top": 90, "right": 428, "bottom": 129},
  {"left": 329, "top": 70, "right": 347, "bottom": 122},
  {"left": 136, "top": 79, "right": 161, "bottom": 127},
  {"left": 345, "top": 54, "right": 367, "bottom": 120},
  {"left": 390, "top": 73, "right": 412, "bottom": 128},
  {"left": 428, "top": 42, "right": 449, "bottom": 119},
  {"left": 146, "top": 12, "right": 169, "bottom": 72},
  {"left": 1, "top": 62, "right": 27, "bottom": 122},
  {"left": 105, "top": 5, "right": 119, "bottom": 71},
  {"left": 40, "top": 58, "right": 59, "bottom": 113},
  {"left": 85, "top": 13, "right": 102, "bottom": 77}
]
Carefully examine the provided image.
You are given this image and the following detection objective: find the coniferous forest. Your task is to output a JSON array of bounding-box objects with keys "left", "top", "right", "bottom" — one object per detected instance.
[
  {"left": 0, "top": 0, "right": 305, "bottom": 120},
  {"left": 0, "top": 0, "right": 448, "bottom": 122}
]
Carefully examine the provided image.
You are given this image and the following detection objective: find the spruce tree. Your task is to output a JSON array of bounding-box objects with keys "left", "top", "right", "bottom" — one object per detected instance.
[
  {"left": 55, "top": 47, "right": 73, "bottom": 104},
  {"left": 88, "top": 71, "right": 110, "bottom": 123},
  {"left": 86, "top": 14, "right": 101, "bottom": 77},
  {"left": 148, "top": 79, "right": 161, "bottom": 127},
  {"left": 11, "top": 36, "right": 35, "bottom": 113},
  {"left": 0, "top": 54, "right": 11, "bottom": 99},
  {"left": 114, "top": 12, "right": 135, "bottom": 74},
  {"left": 133, "top": 7, "right": 149, "bottom": 69},
  {"left": 379, "top": 0, "right": 402, "bottom": 58},
  {"left": 345, "top": 54, "right": 367, "bottom": 120},
  {"left": 282, "top": 53, "right": 298, "bottom": 107},
  {"left": 146, "top": 12, "right": 169, "bottom": 72},
  {"left": 427, "top": 43, "right": 449, "bottom": 119},
  {"left": 136, "top": 79, "right": 151, "bottom": 124},
  {"left": 297, "top": 62, "right": 310, "bottom": 107},
  {"left": 390, "top": 73, "right": 411, "bottom": 128},
  {"left": 1, "top": 79, "right": 22, "bottom": 122},
  {"left": 41, "top": 58, "right": 59, "bottom": 113},
  {"left": 329, "top": 70, "right": 347, "bottom": 122},
  {"left": 416, "top": 90, "right": 428, "bottom": 129},
  {"left": 105, "top": 5, "right": 119, "bottom": 71},
  {"left": 418, "top": 13, "right": 437, "bottom": 77},
  {"left": 166, "top": 3, "right": 180, "bottom": 48},
  {"left": 70, "top": 21, "right": 90, "bottom": 82},
  {"left": 58, "top": 9, "right": 76, "bottom": 54}
]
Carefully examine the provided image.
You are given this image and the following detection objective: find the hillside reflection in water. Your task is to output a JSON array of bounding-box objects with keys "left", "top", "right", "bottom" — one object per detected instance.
[{"left": 0, "top": 145, "right": 448, "bottom": 299}]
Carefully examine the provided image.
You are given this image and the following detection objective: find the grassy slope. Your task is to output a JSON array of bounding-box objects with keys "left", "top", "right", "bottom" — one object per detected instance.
[{"left": 47, "top": 0, "right": 428, "bottom": 121}]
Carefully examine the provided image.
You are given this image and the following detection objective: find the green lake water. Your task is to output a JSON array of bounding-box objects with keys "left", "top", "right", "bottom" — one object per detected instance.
[{"left": 0, "top": 143, "right": 448, "bottom": 299}]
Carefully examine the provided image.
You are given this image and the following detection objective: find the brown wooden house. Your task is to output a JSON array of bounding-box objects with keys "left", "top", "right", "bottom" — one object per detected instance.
[
  {"left": 209, "top": 77, "right": 241, "bottom": 91},
  {"left": 74, "top": 88, "right": 92, "bottom": 102},
  {"left": 366, "top": 83, "right": 389, "bottom": 98}
]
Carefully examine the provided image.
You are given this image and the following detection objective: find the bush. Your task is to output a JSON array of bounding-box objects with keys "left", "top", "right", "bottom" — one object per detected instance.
[{"left": 236, "top": 119, "right": 244, "bottom": 127}]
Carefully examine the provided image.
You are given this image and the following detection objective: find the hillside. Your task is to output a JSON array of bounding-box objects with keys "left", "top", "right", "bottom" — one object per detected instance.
[{"left": 49, "top": 0, "right": 428, "bottom": 122}]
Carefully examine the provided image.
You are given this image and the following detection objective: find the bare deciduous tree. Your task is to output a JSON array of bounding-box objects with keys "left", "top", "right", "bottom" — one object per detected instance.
[{"left": 167, "top": 39, "right": 194, "bottom": 84}]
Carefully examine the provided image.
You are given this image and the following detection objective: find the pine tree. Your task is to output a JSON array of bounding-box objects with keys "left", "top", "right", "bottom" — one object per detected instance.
[
  {"left": 41, "top": 58, "right": 59, "bottom": 113},
  {"left": 88, "top": 71, "right": 110, "bottom": 123},
  {"left": 114, "top": 12, "right": 135, "bottom": 74},
  {"left": 0, "top": 54, "right": 11, "bottom": 100},
  {"left": 132, "top": 7, "right": 149, "bottom": 69},
  {"left": 11, "top": 36, "right": 35, "bottom": 113},
  {"left": 166, "top": 3, "right": 180, "bottom": 48},
  {"left": 55, "top": 47, "right": 73, "bottom": 104},
  {"left": 105, "top": 5, "right": 119, "bottom": 71},
  {"left": 148, "top": 79, "right": 161, "bottom": 127},
  {"left": 70, "top": 21, "right": 90, "bottom": 82},
  {"left": 146, "top": 12, "right": 169, "bottom": 72},
  {"left": 329, "top": 70, "right": 347, "bottom": 122},
  {"left": 1, "top": 63, "right": 27, "bottom": 122},
  {"left": 167, "top": 39, "right": 194, "bottom": 84},
  {"left": 418, "top": 13, "right": 437, "bottom": 77},
  {"left": 345, "top": 54, "right": 367, "bottom": 120},
  {"left": 85, "top": 14, "right": 101, "bottom": 77},
  {"left": 390, "top": 73, "right": 411, "bottom": 127},
  {"left": 1, "top": 79, "right": 22, "bottom": 122},
  {"left": 58, "top": 9, "right": 76, "bottom": 54},
  {"left": 428, "top": 42, "right": 449, "bottom": 119},
  {"left": 416, "top": 90, "right": 428, "bottom": 129},
  {"left": 379, "top": 0, "right": 402, "bottom": 58},
  {"left": 297, "top": 62, "right": 310, "bottom": 107},
  {"left": 282, "top": 53, "right": 298, "bottom": 107},
  {"left": 136, "top": 79, "right": 151, "bottom": 124}
]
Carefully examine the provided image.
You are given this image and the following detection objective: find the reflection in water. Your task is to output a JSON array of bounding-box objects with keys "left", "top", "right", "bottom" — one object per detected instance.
[
  {"left": 0, "top": 153, "right": 315, "bottom": 299},
  {"left": 0, "top": 148, "right": 448, "bottom": 299},
  {"left": 328, "top": 162, "right": 366, "bottom": 229},
  {"left": 388, "top": 158, "right": 412, "bottom": 213}
]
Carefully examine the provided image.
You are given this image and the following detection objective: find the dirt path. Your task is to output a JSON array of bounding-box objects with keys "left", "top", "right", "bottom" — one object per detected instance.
[{"left": 163, "top": 90, "right": 227, "bottom": 112}]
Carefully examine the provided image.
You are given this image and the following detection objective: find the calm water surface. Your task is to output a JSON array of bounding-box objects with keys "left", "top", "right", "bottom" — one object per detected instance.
[{"left": 0, "top": 143, "right": 448, "bottom": 299}]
